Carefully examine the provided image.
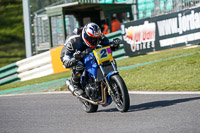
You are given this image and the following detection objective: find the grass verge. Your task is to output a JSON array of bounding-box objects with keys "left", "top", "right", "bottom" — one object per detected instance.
[
  {"left": 0, "top": 46, "right": 200, "bottom": 91},
  {"left": 121, "top": 52, "right": 200, "bottom": 91},
  {"left": 0, "top": 71, "right": 72, "bottom": 91}
]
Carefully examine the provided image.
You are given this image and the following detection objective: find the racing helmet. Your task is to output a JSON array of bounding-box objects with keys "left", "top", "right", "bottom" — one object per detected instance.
[{"left": 82, "top": 23, "right": 101, "bottom": 48}]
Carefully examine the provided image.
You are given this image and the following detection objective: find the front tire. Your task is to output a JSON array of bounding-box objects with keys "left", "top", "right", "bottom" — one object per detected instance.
[{"left": 110, "top": 74, "right": 130, "bottom": 112}]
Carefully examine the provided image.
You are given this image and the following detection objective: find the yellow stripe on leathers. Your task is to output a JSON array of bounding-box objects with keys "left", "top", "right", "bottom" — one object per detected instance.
[{"left": 50, "top": 45, "right": 70, "bottom": 74}]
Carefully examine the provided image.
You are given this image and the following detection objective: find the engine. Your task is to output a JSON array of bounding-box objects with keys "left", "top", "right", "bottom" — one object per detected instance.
[{"left": 85, "top": 83, "right": 99, "bottom": 101}]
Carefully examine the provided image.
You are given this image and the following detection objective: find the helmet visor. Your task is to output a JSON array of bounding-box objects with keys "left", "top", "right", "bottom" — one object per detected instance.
[{"left": 84, "top": 33, "right": 100, "bottom": 47}]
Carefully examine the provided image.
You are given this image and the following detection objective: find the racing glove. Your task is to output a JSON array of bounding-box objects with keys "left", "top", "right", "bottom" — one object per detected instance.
[
  {"left": 73, "top": 51, "right": 83, "bottom": 60},
  {"left": 63, "top": 57, "right": 77, "bottom": 68},
  {"left": 84, "top": 48, "right": 93, "bottom": 54},
  {"left": 111, "top": 38, "right": 121, "bottom": 51}
]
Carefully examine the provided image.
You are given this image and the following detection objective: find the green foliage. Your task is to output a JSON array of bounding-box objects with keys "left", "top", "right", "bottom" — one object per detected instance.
[
  {"left": 0, "top": 0, "right": 25, "bottom": 67},
  {"left": 0, "top": 0, "right": 63, "bottom": 67},
  {"left": 0, "top": 42, "right": 25, "bottom": 67},
  {"left": 0, "top": 0, "right": 24, "bottom": 43},
  {"left": 0, "top": 0, "right": 22, "bottom": 6}
]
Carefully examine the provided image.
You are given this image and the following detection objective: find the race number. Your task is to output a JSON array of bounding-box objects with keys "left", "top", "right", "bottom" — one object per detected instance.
[
  {"left": 93, "top": 46, "right": 113, "bottom": 64},
  {"left": 100, "top": 49, "right": 108, "bottom": 59}
]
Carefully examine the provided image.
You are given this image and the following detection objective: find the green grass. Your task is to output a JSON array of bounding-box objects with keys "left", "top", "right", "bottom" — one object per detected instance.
[
  {"left": 0, "top": 71, "right": 72, "bottom": 91},
  {"left": 0, "top": 46, "right": 200, "bottom": 91},
  {"left": 121, "top": 52, "right": 200, "bottom": 91},
  {"left": 116, "top": 45, "right": 200, "bottom": 67}
]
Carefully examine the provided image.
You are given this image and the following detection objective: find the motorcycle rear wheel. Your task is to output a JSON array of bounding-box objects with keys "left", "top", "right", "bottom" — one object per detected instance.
[
  {"left": 110, "top": 74, "right": 130, "bottom": 112},
  {"left": 79, "top": 99, "right": 98, "bottom": 113}
]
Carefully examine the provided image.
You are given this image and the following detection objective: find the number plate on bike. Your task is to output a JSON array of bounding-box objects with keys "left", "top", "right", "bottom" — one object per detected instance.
[{"left": 93, "top": 46, "right": 113, "bottom": 64}]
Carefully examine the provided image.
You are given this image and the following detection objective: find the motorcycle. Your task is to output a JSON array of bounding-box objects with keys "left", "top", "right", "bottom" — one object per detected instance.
[{"left": 66, "top": 44, "right": 130, "bottom": 113}]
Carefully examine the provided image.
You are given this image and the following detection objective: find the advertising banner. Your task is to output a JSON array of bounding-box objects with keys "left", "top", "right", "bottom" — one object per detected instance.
[{"left": 122, "top": 7, "right": 200, "bottom": 56}]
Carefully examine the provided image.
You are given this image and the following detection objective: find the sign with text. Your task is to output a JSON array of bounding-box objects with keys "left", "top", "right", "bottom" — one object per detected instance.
[{"left": 122, "top": 7, "right": 200, "bottom": 56}]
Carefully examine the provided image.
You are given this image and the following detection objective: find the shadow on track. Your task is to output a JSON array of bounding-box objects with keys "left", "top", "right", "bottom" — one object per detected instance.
[{"left": 99, "top": 96, "right": 200, "bottom": 112}]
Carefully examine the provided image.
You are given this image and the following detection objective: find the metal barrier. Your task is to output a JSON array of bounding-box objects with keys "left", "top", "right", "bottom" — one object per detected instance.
[{"left": 0, "top": 63, "right": 20, "bottom": 85}]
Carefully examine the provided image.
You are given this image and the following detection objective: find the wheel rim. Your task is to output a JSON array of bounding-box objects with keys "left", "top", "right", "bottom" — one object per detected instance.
[{"left": 111, "top": 81, "right": 124, "bottom": 109}]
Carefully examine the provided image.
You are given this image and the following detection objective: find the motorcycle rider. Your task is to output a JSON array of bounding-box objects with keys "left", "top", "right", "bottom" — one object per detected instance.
[{"left": 60, "top": 22, "right": 121, "bottom": 95}]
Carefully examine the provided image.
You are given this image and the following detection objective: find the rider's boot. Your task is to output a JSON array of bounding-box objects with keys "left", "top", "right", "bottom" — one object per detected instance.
[
  {"left": 71, "top": 78, "right": 83, "bottom": 96},
  {"left": 71, "top": 61, "right": 84, "bottom": 96}
]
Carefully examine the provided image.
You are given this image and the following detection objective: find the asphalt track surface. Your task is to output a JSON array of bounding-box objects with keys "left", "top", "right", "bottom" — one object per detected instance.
[{"left": 0, "top": 92, "right": 200, "bottom": 133}]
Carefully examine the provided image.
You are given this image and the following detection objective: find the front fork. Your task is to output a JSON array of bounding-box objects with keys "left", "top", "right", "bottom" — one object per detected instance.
[{"left": 99, "top": 61, "right": 118, "bottom": 95}]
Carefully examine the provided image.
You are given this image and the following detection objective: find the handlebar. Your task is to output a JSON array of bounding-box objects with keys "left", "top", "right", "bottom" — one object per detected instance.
[{"left": 81, "top": 48, "right": 93, "bottom": 57}]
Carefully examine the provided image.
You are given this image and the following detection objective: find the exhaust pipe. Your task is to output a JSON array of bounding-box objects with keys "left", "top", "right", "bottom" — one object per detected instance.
[
  {"left": 66, "top": 79, "right": 75, "bottom": 95},
  {"left": 66, "top": 79, "right": 107, "bottom": 105},
  {"left": 66, "top": 79, "right": 71, "bottom": 87}
]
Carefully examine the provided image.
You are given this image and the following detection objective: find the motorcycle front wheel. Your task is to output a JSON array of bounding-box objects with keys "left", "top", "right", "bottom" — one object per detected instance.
[{"left": 110, "top": 74, "right": 130, "bottom": 112}]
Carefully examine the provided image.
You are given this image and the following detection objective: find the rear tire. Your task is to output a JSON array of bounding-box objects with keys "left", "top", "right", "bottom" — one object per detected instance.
[
  {"left": 79, "top": 99, "right": 98, "bottom": 113},
  {"left": 110, "top": 74, "right": 130, "bottom": 112}
]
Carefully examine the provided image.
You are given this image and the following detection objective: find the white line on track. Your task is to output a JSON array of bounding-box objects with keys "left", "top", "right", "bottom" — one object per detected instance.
[
  {"left": 128, "top": 91, "right": 200, "bottom": 95},
  {"left": 1, "top": 91, "right": 200, "bottom": 97},
  {"left": 0, "top": 91, "right": 70, "bottom": 97}
]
